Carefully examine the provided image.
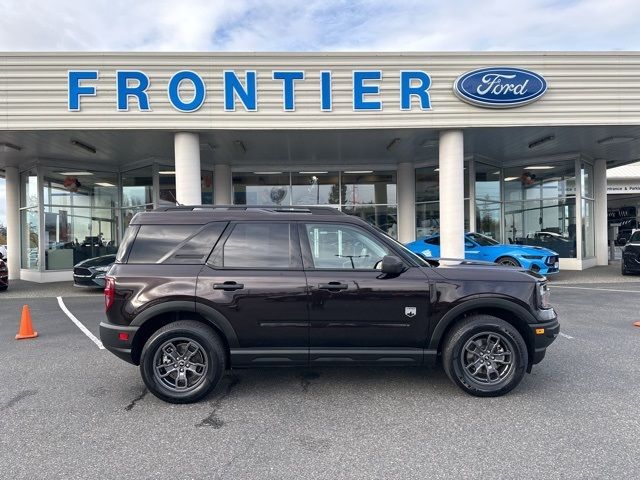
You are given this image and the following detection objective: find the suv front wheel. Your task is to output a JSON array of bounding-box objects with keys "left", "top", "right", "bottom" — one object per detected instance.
[
  {"left": 442, "top": 315, "right": 528, "bottom": 397},
  {"left": 140, "top": 320, "right": 226, "bottom": 404}
]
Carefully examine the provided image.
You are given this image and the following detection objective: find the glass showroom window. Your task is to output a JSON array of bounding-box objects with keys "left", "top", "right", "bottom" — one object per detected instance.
[
  {"left": 342, "top": 170, "right": 397, "bottom": 238},
  {"left": 475, "top": 162, "right": 502, "bottom": 240},
  {"left": 291, "top": 171, "right": 340, "bottom": 206},
  {"left": 157, "top": 168, "right": 215, "bottom": 206},
  {"left": 415, "top": 165, "right": 469, "bottom": 239},
  {"left": 20, "top": 169, "right": 39, "bottom": 270},
  {"left": 503, "top": 159, "right": 577, "bottom": 258},
  {"left": 582, "top": 161, "right": 595, "bottom": 258},
  {"left": 42, "top": 168, "right": 119, "bottom": 270},
  {"left": 122, "top": 166, "right": 154, "bottom": 229},
  {"left": 233, "top": 172, "right": 291, "bottom": 205}
]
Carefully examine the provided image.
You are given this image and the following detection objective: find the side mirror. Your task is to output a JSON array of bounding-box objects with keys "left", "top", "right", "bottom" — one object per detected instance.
[
  {"left": 381, "top": 255, "right": 404, "bottom": 275},
  {"left": 619, "top": 238, "right": 627, "bottom": 246}
]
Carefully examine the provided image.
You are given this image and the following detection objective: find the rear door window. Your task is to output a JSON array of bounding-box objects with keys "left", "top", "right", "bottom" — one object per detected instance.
[
  {"left": 127, "top": 223, "right": 227, "bottom": 264},
  {"left": 216, "top": 222, "right": 301, "bottom": 269}
]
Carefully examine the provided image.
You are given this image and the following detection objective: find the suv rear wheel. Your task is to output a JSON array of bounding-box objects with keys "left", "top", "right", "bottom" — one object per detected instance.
[
  {"left": 442, "top": 315, "right": 527, "bottom": 397},
  {"left": 140, "top": 320, "right": 226, "bottom": 404}
]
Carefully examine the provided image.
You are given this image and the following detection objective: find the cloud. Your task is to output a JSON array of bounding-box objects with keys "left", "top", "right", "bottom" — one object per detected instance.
[{"left": 0, "top": 0, "right": 639, "bottom": 51}]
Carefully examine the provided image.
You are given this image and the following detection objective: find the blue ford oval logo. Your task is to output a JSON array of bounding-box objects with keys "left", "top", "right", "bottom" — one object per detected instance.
[{"left": 453, "top": 67, "right": 547, "bottom": 108}]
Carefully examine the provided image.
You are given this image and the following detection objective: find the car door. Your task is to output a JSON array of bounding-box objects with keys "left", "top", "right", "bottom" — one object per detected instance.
[
  {"left": 300, "top": 221, "right": 430, "bottom": 365},
  {"left": 195, "top": 221, "right": 309, "bottom": 367},
  {"left": 464, "top": 236, "right": 483, "bottom": 260}
]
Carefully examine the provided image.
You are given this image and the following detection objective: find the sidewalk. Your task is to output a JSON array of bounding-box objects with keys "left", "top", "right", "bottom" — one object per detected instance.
[{"left": 549, "top": 261, "right": 640, "bottom": 285}]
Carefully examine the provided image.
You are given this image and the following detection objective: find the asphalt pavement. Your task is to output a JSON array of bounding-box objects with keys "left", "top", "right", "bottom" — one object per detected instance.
[{"left": 0, "top": 271, "right": 639, "bottom": 479}]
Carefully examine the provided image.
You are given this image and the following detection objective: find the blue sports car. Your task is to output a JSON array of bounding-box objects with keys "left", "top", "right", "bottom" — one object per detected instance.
[{"left": 405, "top": 232, "right": 560, "bottom": 275}]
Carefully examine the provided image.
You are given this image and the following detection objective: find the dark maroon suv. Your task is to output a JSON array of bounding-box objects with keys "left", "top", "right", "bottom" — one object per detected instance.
[{"left": 100, "top": 206, "right": 559, "bottom": 403}]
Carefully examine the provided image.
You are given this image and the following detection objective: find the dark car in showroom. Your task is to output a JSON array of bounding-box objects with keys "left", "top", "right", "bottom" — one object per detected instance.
[
  {"left": 100, "top": 206, "right": 559, "bottom": 404},
  {"left": 0, "top": 257, "right": 8, "bottom": 291},
  {"left": 73, "top": 254, "right": 116, "bottom": 288},
  {"left": 621, "top": 230, "right": 640, "bottom": 275}
]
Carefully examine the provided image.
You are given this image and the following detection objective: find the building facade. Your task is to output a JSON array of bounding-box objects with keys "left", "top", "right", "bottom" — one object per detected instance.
[{"left": 1, "top": 52, "right": 640, "bottom": 281}]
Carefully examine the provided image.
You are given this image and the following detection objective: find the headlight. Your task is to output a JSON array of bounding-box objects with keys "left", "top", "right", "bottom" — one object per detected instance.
[
  {"left": 522, "top": 255, "right": 543, "bottom": 259},
  {"left": 536, "top": 282, "right": 551, "bottom": 309}
]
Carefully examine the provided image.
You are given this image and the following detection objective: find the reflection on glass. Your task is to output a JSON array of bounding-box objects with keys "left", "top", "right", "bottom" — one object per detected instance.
[
  {"left": 342, "top": 205, "right": 397, "bottom": 238},
  {"left": 21, "top": 170, "right": 38, "bottom": 208},
  {"left": 416, "top": 167, "right": 439, "bottom": 203},
  {"left": 504, "top": 198, "right": 577, "bottom": 258},
  {"left": 583, "top": 199, "right": 595, "bottom": 257},
  {"left": 475, "top": 162, "right": 501, "bottom": 202},
  {"left": 342, "top": 171, "right": 396, "bottom": 206},
  {"left": 416, "top": 202, "right": 440, "bottom": 237},
  {"left": 21, "top": 208, "right": 39, "bottom": 270},
  {"left": 291, "top": 172, "right": 339, "bottom": 205},
  {"left": 233, "top": 173, "right": 291, "bottom": 205},
  {"left": 122, "top": 167, "right": 153, "bottom": 207},
  {"left": 581, "top": 162, "right": 594, "bottom": 199},
  {"left": 504, "top": 161, "right": 576, "bottom": 202},
  {"left": 475, "top": 201, "right": 501, "bottom": 239}
]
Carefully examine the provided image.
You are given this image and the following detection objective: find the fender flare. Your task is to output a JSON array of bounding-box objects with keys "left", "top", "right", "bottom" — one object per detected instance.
[
  {"left": 130, "top": 300, "right": 240, "bottom": 348},
  {"left": 428, "top": 297, "right": 537, "bottom": 351}
]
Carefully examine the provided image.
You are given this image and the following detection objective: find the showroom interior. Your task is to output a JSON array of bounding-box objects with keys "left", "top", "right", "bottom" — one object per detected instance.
[
  {"left": 2, "top": 51, "right": 640, "bottom": 281},
  {"left": 2, "top": 124, "right": 640, "bottom": 281}
]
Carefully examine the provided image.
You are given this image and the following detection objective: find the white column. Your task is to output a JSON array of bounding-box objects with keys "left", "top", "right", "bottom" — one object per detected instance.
[
  {"left": 594, "top": 158, "right": 609, "bottom": 265},
  {"left": 397, "top": 162, "right": 416, "bottom": 243},
  {"left": 214, "top": 164, "right": 232, "bottom": 205},
  {"left": 174, "top": 132, "right": 202, "bottom": 205},
  {"left": 5, "top": 166, "right": 21, "bottom": 279},
  {"left": 439, "top": 130, "right": 465, "bottom": 260}
]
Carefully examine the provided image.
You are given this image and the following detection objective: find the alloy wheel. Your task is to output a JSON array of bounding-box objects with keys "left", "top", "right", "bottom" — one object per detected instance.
[
  {"left": 461, "top": 332, "right": 515, "bottom": 385},
  {"left": 153, "top": 337, "right": 209, "bottom": 393}
]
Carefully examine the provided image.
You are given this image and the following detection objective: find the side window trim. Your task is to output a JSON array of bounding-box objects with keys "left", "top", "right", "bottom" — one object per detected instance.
[{"left": 207, "top": 221, "right": 303, "bottom": 271}]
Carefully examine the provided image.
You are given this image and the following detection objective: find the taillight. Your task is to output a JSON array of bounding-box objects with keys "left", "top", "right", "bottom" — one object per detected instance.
[{"left": 104, "top": 276, "right": 115, "bottom": 311}]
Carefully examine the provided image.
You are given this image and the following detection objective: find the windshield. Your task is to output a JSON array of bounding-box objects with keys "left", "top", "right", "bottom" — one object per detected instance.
[
  {"left": 629, "top": 231, "right": 640, "bottom": 243},
  {"left": 467, "top": 232, "right": 500, "bottom": 247}
]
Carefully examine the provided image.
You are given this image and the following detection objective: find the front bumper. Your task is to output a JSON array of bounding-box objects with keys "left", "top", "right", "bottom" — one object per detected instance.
[
  {"left": 99, "top": 321, "right": 139, "bottom": 365},
  {"left": 73, "top": 274, "right": 106, "bottom": 288},
  {"left": 529, "top": 314, "right": 560, "bottom": 365},
  {"left": 521, "top": 258, "right": 559, "bottom": 275}
]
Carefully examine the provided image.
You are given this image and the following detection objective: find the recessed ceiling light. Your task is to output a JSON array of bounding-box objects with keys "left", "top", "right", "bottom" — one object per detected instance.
[
  {"left": 254, "top": 171, "right": 283, "bottom": 175},
  {"left": 299, "top": 171, "right": 328, "bottom": 174},
  {"left": 491, "top": 171, "right": 500, "bottom": 175},
  {"left": 597, "top": 136, "right": 636, "bottom": 145},
  {"left": 95, "top": 182, "right": 115, "bottom": 187},
  {"left": 524, "top": 165, "right": 555, "bottom": 170},
  {"left": 386, "top": 138, "right": 400, "bottom": 150},
  {"left": 0, "top": 142, "right": 22, "bottom": 152},
  {"left": 434, "top": 168, "right": 439, "bottom": 172},
  {"left": 59, "top": 171, "right": 94, "bottom": 176},
  {"left": 70, "top": 139, "right": 97, "bottom": 154},
  {"left": 528, "top": 135, "right": 555, "bottom": 149},
  {"left": 421, "top": 140, "right": 438, "bottom": 148},
  {"left": 344, "top": 170, "right": 373, "bottom": 174},
  {"left": 159, "top": 170, "right": 176, "bottom": 175},
  {"left": 504, "top": 176, "right": 519, "bottom": 181}
]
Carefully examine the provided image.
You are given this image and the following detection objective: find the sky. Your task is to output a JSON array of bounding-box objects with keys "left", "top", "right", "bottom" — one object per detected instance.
[
  {"left": 0, "top": 0, "right": 639, "bottom": 52},
  {"left": 1, "top": 0, "right": 639, "bottom": 227}
]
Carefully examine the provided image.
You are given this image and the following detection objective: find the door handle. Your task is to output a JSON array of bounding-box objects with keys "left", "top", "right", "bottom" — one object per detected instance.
[
  {"left": 213, "top": 281, "right": 244, "bottom": 291},
  {"left": 318, "top": 282, "right": 348, "bottom": 291}
]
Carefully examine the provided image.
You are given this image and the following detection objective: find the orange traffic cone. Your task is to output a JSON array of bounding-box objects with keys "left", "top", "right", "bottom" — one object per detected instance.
[{"left": 15, "top": 305, "right": 38, "bottom": 340}]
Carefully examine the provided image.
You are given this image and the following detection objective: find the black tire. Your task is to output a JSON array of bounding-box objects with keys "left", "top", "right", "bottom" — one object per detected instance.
[
  {"left": 442, "top": 315, "right": 528, "bottom": 397},
  {"left": 496, "top": 256, "right": 521, "bottom": 268},
  {"left": 0, "top": 285, "right": 7, "bottom": 291},
  {"left": 140, "top": 320, "right": 226, "bottom": 404},
  {"left": 621, "top": 261, "right": 629, "bottom": 276}
]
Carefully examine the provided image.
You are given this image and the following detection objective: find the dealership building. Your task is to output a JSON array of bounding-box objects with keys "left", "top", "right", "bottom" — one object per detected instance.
[{"left": 1, "top": 52, "right": 640, "bottom": 282}]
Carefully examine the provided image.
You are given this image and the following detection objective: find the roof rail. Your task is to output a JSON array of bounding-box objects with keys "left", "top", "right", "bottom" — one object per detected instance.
[{"left": 152, "top": 205, "right": 345, "bottom": 215}]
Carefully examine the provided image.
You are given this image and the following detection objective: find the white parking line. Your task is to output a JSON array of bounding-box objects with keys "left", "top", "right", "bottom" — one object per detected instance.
[
  {"left": 56, "top": 296, "right": 104, "bottom": 349},
  {"left": 559, "top": 332, "right": 574, "bottom": 339},
  {"left": 552, "top": 285, "right": 640, "bottom": 293}
]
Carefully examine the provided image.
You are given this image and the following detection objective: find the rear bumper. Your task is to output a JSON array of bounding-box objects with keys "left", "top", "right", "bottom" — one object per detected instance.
[
  {"left": 529, "top": 316, "right": 560, "bottom": 365},
  {"left": 99, "top": 321, "right": 139, "bottom": 365}
]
